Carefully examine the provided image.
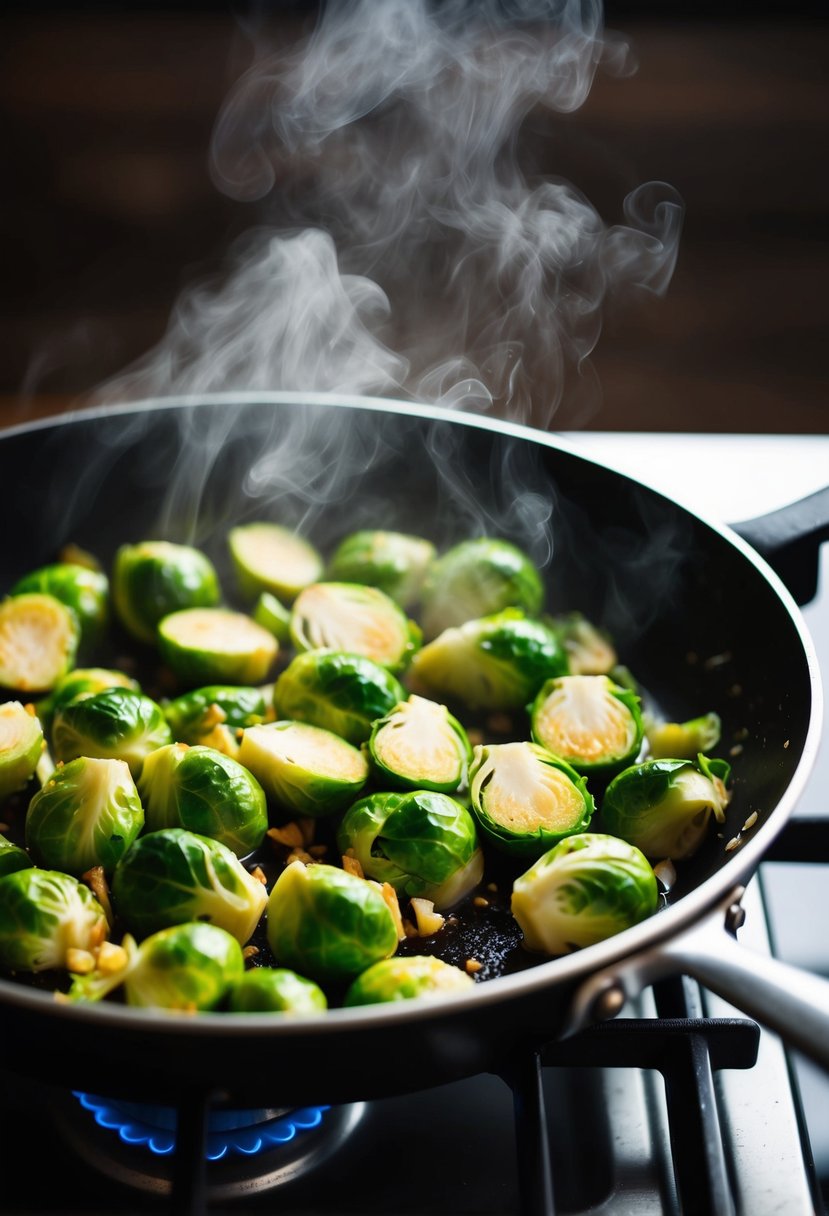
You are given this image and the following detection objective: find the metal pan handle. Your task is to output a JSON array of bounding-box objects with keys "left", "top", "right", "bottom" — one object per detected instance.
[{"left": 731, "top": 485, "right": 829, "bottom": 605}]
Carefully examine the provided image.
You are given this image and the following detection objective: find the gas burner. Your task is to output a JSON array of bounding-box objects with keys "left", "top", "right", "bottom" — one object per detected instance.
[{"left": 50, "top": 1090, "right": 365, "bottom": 1201}]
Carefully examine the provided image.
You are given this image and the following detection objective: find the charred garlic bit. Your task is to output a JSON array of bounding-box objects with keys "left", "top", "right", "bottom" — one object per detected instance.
[
  {"left": 51, "top": 687, "right": 172, "bottom": 779},
  {"left": 111, "top": 826, "right": 267, "bottom": 946},
  {"left": 0, "top": 832, "right": 33, "bottom": 878},
  {"left": 529, "top": 674, "right": 644, "bottom": 776},
  {"left": 26, "top": 756, "right": 145, "bottom": 875},
  {"left": 273, "top": 650, "right": 405, "bottom": 746},
  {"left": 644, "top": 711, "right": 722, "bottom": 760},
  {"left": 10, "top": 562, "right": 109, "bottom": 656},
  {"left": 343, "top": 955, "right": 475, "bottom": 1007},
  {"left": 0, "top": 700, "right": 44, "bottom": 801},
  {"left": 547, "top": 611, "right": 618, "bottom": 676},
  {"left": 289, "top": 581, "right": 422, "bottom": 672},
  {"left": 0, "top": 593, "right": 80, "bottom": 694},
  {"left": 325, "top": 529, "right": 437, "bottom": 609},
  {"left": 112, "top": 540, "right": 221, "bottom": 646},
  {"left": 228, "top": 522, "right": 324, "bottom": 605},
  {"left": 409, "top": 609, "right": 569, "bottom": 713},
  {"left": 123, "top": 923, "right": 245, "bottom": 1011},
  {"left": 336, "top": 789, "right": 484, "bottom": 910},
  {"left": 266, "top": 860, "right": 399, "bottom": 984},
  {"left": 138, "top": 742, "right": 268, "bottom": 858},
  {"left": 157, "top": 607, "right": 279, "bottom": 687},
  {"left": 35, "top": 667, "right": 141, "bottom": 744},
  {"left": 238, "top": 720, "right": 368, "bottom": 817},
  {"left": 226, "top": 966, "right": 328, "bottom": 1014},
  {"left": 162, "top": 683, "right": 270, "bottom": 758},
  {"left": 468, "top": 741, "right": 594, "bottom": 858},
  {"left": 511, "top": 833, "right": 659, "bottom": 956},
  {"left": 601, "top": 754, "right": 731, "bottom": 861},
  {"left": 418, "top": 537, "right": 544, "bottom": 640},
  {"left": 0, "top": 867, "right": 108, "bottom": 972},
  {"left": 367, "top": 695, "right": 472, "bottom": 793}
]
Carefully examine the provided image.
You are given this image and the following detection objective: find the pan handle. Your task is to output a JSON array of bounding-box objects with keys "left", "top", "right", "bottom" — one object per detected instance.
[{"left": 730, "top": 485, "right": 829, "bottom": 605}]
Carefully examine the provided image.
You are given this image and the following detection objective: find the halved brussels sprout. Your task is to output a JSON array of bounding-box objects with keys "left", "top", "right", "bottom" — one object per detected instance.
[
  {"left": 112, "top": 540, "right": 221, "bottom": 646},
  {"left": 252, "top": 591, "right": 292, "bottom": 644},
  {"left": 0, "top": 832, "right": 33, "bottom": 878},
  {"left": 511, "top": 832, "right": 658, "bottom": 956},
  {"left": 336, "top": 789, "right": 484, "bottom": 910},
  {"left": 158, "top": 608, "right": 279, "bottom": 687},
  {"left": 238, "top": 720, "right": 368, "bottom": 817},
  {"left": 124, "top": 922, "right": 245, "bottom": 1011},
  {"left": 0, "top": 867, "right": 108, "bottom": 972},
  {"left": 228, "top": 522, "right": 324, "bottom": 604},
  {"left": 26, "top": 756, "right": 145, "bottom": 875},
  {"left": 409, "top": 609, "right": 569, "bottom": 712},
  {"left": 0, "top": 593, "right": 80, "bottom": 693},
  {"left": 601, "top": 754, "right": 731, "bottom": 860},
  {"left": 266, "top": 860, "right": 399, "bottom": 984},
  {"left": 645, "top": 712, "right": 722, "bottom": 760},
  {"left": 325, "top": 530, "right": 437, "bottom": 608},
  {"left": 35, "top": 667, "right": 141, "bottom": 744},
  {"left": 289, "top": 582, "right": 421, "bottom": 672},
  {"left": 547, "top": 611, "right": 618, "bottom": 676},
  {"left": 138, "top": 742, "right": 267, "bottom": 857},
  {"left": 273, "top": 650, "right": 405, "bottom": 746},
  {"left": 367, "top": 695, "right": 472, "bottom": 793},
  {"left": 10, "top": 562, "right": 109, "bottom": 654},
  {"left": 0, "top": 701, "right": 44, "bottom": 801},
  {"left": 529, "top": 675, "right": 644, "bottom": 775},
  {"left": 343, "top": 955, "right": 475, "bottom": 1006},
  {"left": 468, "top": 741, "right": 594, "bottom": 857},
  {"left": 51, "top": 687, "right": 172, "bottom": 778},
  {"left": 226, "top": 966, "right": 328, "bottom": 1014},
  {"left": 419, "top": 537, "right": 544, "bottom": 640},
  {"left": 162, "top": 683, "right": 270, "bottom": 758}
]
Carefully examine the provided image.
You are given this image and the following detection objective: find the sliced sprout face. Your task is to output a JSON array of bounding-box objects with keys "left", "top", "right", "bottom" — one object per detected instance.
[
  {"left": 50, "top": 687, "right": 173, "bottom": 778},
  {"left": 367, "top": 695, "right": 472, "bottom": 793},
  {"left": 469, "top": 741, "right": 594, "bottom": 857},
  {"left": 325, "top": 530, "right": 437, "bottom": 608},
  {"left": 530, "top": 675, "right": 644, "bottom": 774},
  {"left": 289, "top": 582, "right": 421, "bottom": 672},
  {"left": 548, "top": 612, "right": 618, "bottom": 676},
  {"left": 123, "top": 922, "right": 245, "bottom": 1011},
  {"left": 511, "top": 832, "right": 659, "bottom": 956},
  {"left": 273, "top": 650, "right": 406, "bottom": 746},
  {"left": 25, "top": 756, "right": 145, "bottom": 875},
  {"left": 344, "top": 955, "right": 476, "bottom": 1006},
  {"left": 266, "top": 860, "right": 399, "bottom": 984},
  {"left": 418, "top": 537, "right": 545, "bottom": 640},
  {"left": 0, "top": 832, "right": 33, "bottom": 878},
  {"left": 0, "top": 593, "right": 80, "bottom": 694},
  {"left": 10, "top": 563, "right": 109, "bottom": 652},
  {"left": 138, "top": 743, "right": 268, "bottom": 858},
  {"left": 0, "top": 700, "right": 44, "bottom": 801},
  {"left": 226, "top": 966, "right": 328, "bottom": 1014},
  {"left": 601, "top": 755, "right": 732, "bottom": 860},
  {"left": 645, "top": 712, "right": 722, "bottom": 760},
  {"left": 238, "top": 720, "right": 368, "bottom": 817},
  {"left": 158, "top": 608, "right": 278, "bottom": 687},
  {"left": 111, "top": 826, "right": 267, "bottom": 945},
  {"left": 0, "top": 868, "right": 108, "bottom": 972},
  {"left": 112, "top": 541, "right": 221, "bottom": 646},
  {"left": 228, "top": 523, "right": 324, "bottom": 604}
]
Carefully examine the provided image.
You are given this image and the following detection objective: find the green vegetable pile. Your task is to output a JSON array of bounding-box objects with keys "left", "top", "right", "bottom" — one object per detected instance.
[{"left": 0, "top": 527, "right": 732, "bottom": 1016}]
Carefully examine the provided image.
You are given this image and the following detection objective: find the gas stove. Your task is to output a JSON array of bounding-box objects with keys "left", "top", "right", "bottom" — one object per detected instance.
[{"left": 1, "top": 430, "right": 827, "bottom": 1216}]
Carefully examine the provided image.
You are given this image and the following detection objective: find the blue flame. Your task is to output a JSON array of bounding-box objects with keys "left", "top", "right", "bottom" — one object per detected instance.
[{"left": 73, "top": 1092, "right": 330, "bottom": 1161}]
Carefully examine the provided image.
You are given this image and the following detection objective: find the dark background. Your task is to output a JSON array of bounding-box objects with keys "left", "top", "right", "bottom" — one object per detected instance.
[{"left": 1, "top": 1, "right": 827, "bottom": 433}]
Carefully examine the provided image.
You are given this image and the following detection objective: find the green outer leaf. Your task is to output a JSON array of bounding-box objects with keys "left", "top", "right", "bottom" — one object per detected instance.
[
  {"left": 419, "top": 537, "right": 544, "bottom": 639},
  {"left": 0, "top": 868, "right": 108, "bottom": 972},
  {"left": 273, "top": 650, "right": 405, "bottom": 746},
  {"left": 343, "top": 955, "right": 475, "bottom": 1006},
  {"left": 325, "top": 530, "right": 436, "bottom": 607},
  {"left": 601, "top": 756, "right": 729, "bottom": 859},
  {"left": 124, "top": 922, "right": 244, "bottom": 1010},
  {"left": 0, "top": 832, "right": 33, "bottom": 878},
  {"left": 112, "top": 541, "right": 221, "bottom": 645},
  {"left": 36, "top": 667, "right": 141, "bottom": 743},
  {"left": 367, "top": 696, "right": 472, "bottom": 793},
  {"left": 51, "top": 687, "right": 172, "bottom": 778},
  {"left": 226, "top": 967, "right": 328, "bottom": 1014}
]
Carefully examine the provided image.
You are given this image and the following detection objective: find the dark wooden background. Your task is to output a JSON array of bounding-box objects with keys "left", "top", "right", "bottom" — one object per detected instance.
[{"left": 1, "top": 3, "right": 827, "bottom": 434}]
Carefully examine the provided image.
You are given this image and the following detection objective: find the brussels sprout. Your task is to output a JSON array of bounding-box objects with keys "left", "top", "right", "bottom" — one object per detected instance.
[
  {"left": 0, "top": 701, "right": 44, "bottom": 801},
  {"left": 0, "top": 593, "right": 80, "bottom": 693},
  {"left": 468, "top": 741, "right": 594, "bottom": 858},
  {"left": 226, "top": 966, "right": 328, "bottom": 1014},
  {"left": 228, "top": 522, "right": 324, "bottom": 604},
  {"left": 35, "top": 667, "right": 141, "bottom": 743},
  {"left": 344, "top": 955, "right": 475, "bottom": 1006},
  {"left": 409, "top": 609, "right": 569, "bottom": 712},
  {"left": 111, "top": 827, "right": 267, "bottom": 944},
  {"left": 138, "top": 743, "right": 268, "bottom": 857},
  {"left": 367, "top": 695, "right": 472, "bottom": 794},
  {"left": 511, "top": 832, "right": 658, "bottom": 956},
  {"left": 645, "top": 712, "right": 722, "bottom": 760},
  {"left": 51, "top": 687, "right": 173, "bottom": 778},
  {"left": 289, "top": 582, "right": 421, "bottom": 673},
  {"left": 325, "top": 530, "right": 437, "bottom": 608},
  {"left": 273, "top": 650, "right": 405, "bottom": 746},
  {"left": 0, "top": 867, "right": 108, "bottom": 972},
  {"left": 124, "top": 922, "right": 245, "bottom": 1011},
  {"left": 529, "top": 675, "right": 644, "bottom": 776},
  {"left": 600, "top": 754, "right": 731, "bottom": 860},
  {"left": 252, "top": 591, "right": 292, "bottom": 644},
  {"left": 336, "top": 790, "right": 484, "bottom": 910},
  {"left": 0, "top": 832, "right": 33, "bottom": 878},
  {"left": 26, "top": 756, "right": 145, "bottom": 875},
  {"left": 112, "top": 540, "right": 221, "bottom": 645},
  {"left": 238, "top": 720, "right": 368, "bottom": 817},
  {"left": 162, "top": 683, "right": 270, "bottom": 758},
  {"left": 419, "top": 537, "right": 544, "bottom": 640},
  {"left": 547, "top": 611, "right": 618, "bottom": 676},
  {"left": 267, "top": 860, "right": 399, "bottom": 984},
  {"left": 158, "top": 608, "right": 278, "bottom": 687},
  {"left": 11, "top": 562, "right": 109, "bottom": 655}
]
